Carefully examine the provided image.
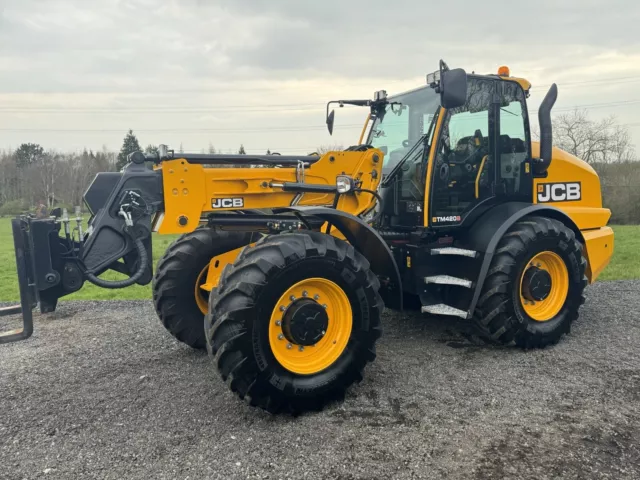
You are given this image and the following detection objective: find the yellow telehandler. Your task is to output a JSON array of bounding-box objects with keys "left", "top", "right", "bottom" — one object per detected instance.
[{"left": 1, "top": 61, "right": 613, "bottom": 413}]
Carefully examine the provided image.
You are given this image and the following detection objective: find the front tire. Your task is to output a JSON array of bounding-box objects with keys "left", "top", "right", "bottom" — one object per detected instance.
[
  {"left": 152, "top": 227, "right": 254, "bottom": 349},
  {"left": 473, "top": 216, "right": 587, "bottom": 348},
  {"left": 206, "top": 232, "right": 383, "bottom": 414}
]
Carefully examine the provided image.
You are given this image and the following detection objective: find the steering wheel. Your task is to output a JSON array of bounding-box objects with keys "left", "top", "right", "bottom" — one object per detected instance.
[{"left": 449, "top": 131, "right": 487, "bottom": 174}]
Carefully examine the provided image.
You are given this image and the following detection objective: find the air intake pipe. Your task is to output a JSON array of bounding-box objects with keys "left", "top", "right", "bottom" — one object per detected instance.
[{"left": 534, "top": 83, "right": 558, "bottom": 174}]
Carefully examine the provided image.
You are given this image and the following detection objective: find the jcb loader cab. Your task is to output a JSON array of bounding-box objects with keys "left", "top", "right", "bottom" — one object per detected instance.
[
  {"left": 349, "top": 63, "right": 613, "bottom": 346},
  {"left": 1, "top": 61, "right": 613, "bottom": 414}
]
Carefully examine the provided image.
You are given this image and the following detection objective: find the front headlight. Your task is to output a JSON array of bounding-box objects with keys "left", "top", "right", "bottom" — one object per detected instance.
[{"left": 336, "top": 175, "right": 353, "bottom": 194}]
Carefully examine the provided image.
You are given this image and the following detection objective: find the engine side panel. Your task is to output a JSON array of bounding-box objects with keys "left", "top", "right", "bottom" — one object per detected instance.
[
  {"left": 531, "top": 142, "right": 611, "bottom": 230},
  {"left": 582, "top": 227, "right": 614, "bottom": 283}
]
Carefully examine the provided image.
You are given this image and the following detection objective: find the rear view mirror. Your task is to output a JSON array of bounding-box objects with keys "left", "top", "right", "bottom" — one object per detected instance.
[
  {"left": 326, "top": 110, "right": 335, "bottom": 135},
  {"left": 440, "top": 68, "right": 467, "bottom": 109}
]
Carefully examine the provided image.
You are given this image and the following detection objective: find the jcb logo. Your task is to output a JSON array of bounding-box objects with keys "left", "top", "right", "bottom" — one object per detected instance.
[
  {"left": 211, "top": 197, "right": 244, "bottom": 208},
  {"left": 537, "top": 182, "right": 581, "bottom": 203}
]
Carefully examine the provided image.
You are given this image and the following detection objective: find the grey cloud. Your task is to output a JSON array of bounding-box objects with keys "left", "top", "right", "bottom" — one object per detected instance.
[
  {"left": 1, "top": 0, "right": 639, "bottom": 152},
  {"left": 3, "top": 0, "right": 638, "bottom": 93}
]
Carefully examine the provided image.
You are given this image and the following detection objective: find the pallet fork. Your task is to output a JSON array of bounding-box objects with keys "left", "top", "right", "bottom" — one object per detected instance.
[{"left": 0, "top": 218, "right": 37, "bottom": 343}]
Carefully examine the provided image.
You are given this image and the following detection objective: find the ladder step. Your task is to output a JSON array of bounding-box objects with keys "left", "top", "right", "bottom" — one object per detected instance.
[
  {"left": 424, "top": 275, "right": 473, "bottom": 288},
  {"left": 430, "top": 247, "right": 478, "bottom": 258},
  {"left": 421, "top": 303, "right": 470, "bottom": 319}
]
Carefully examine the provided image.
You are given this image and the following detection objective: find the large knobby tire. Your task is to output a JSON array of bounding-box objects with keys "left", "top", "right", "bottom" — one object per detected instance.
[
  {"left": 473, "top": 216, "right": 587, "bottom": 348},
  {"left": 206, "top": 232, "right": 383, "bottom": 414},
  {"left": 153, "top": 227, "right": 254, "bottom": 349}
]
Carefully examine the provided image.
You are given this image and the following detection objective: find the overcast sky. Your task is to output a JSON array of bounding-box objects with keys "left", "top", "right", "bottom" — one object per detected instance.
[{"left": 1, "top": 0, "right": 639, "bottom": 155}]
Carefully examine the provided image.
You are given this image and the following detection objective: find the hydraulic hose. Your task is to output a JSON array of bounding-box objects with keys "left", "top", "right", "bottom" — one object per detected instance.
[
  {"left": 356, "top": 188, "right": 384, "bottom": 226},
  {"left": 85, "top": 235, "right": 148, "bottom": 289}
]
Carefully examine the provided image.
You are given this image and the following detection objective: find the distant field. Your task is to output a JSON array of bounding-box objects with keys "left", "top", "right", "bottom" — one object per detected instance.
[{"left": 0, "top": 218, "right": 637, "bottom": 302}]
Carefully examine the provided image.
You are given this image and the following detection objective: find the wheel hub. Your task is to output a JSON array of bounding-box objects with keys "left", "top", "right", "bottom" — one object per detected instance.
[
  {"left": 522, "top": 266, "right": 552, "bottom": 301},
  {"left": 282, "top": 299, "right": 329, "bottom": 346}
]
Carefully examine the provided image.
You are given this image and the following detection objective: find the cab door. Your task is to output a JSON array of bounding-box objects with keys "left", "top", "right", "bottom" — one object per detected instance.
[
  {"left": 428, "top": 77, "right": 498, "bottom": 227},
  {"left": 496, "top": 80, "right": 533, "bottom": 201}
]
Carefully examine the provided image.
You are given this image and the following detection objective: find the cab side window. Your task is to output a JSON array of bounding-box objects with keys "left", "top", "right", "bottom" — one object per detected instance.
[{"left": 499, "top": 82, "right": 530, "bottom": 195}]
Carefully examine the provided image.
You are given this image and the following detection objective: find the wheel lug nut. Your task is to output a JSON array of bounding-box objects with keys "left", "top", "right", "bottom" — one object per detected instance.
[
  {"left": 286, "top": 343, "right": 292, "bottom": 349},
  {"left": 289, "top": 295, "right": 296, "bottom": 301},
  {"left": 322, "top": 304, "right": 327, "bottom": 309},
  {"left": 278, "top": 334, "right": 284, "bottom": 340},
  {"left": 536, "top": 263, "right": 542, "bottom": 268},
  {"left": 299, "top": 346, "right": 304, "bottom": 352},
  {"left": 275, "top": 320, "right": 281, "bottom": 326},
  {"left": 314, "top": 294, "right": 320, "bottom": 300},
  {"left": 280, "top": 306, "right": 286, "bottom": 312},
  {"left": 302, "top": 291, "right": 308, "bottom": 297}
]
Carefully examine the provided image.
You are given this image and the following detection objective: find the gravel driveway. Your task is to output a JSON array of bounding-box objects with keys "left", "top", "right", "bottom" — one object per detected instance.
[{"left": 1, "top": 280, "right": 639, "bottom": 479}]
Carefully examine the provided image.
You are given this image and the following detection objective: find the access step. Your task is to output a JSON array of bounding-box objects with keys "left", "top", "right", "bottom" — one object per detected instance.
[
  {"left": 430, "top": 247, "right": 478, "bottom": 258},
  {"left": 424, "top": 275, "right": 473, "bottom": 288},
  {"left": 421, "top": 303, "right": 470, "bottom": 319}
]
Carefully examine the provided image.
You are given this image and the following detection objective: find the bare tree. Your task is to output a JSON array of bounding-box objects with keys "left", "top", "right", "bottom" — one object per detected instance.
[
  {"left": 315, "top": 144, "right": 344, "bottom": 154},
  {"left": 552, "top": 110, "right": 635, "bottom": 164},
  {"left": 28, "top": 151, "right": 60, "bottom": 208}
]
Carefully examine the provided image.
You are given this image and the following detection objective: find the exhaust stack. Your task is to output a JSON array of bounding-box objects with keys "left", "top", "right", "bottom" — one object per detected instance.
[{"left": 535, "top": 83, "right": 558, "bottom": 174}]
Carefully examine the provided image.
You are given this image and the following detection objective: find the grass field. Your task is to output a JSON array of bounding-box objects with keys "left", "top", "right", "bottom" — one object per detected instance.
[
  {"left": 0, "top": 218, "right": 637, "bottom": 301},
  {"left": 0, "top": 217, "right": 179, "bottom": 301}
]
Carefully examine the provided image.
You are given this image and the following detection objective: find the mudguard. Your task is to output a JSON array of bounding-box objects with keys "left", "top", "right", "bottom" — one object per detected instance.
[
  {"left": 283, "top": 206, "right": 402, "bottom": 307},
  {"left": 465, "top": 202, "right": 582, "bottom": 314}
]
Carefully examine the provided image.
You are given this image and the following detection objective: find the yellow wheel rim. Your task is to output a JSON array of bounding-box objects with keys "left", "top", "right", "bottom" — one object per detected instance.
[
  {"left": 194, "top": 265, "right": 209, "bottom": 315},
  {"left": 519, "top": 251, "right": 569, "bottom": 322},
  {"left": 269, "top": 278, "right": 352, "bottom": 375}
]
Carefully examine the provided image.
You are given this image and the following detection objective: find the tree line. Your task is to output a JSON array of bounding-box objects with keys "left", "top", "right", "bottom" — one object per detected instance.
[
  {"left": 550, "top": 111, "right": 639, "bottom": 224},
  {"left": 0, "top": 130, "right": 253, "bottom": 215},
  {"left": 0, "top": 112, "right": 638, "bottom": 223}
]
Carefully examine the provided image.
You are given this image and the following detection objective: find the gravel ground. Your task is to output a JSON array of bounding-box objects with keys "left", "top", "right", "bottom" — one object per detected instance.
[{"left": 1, "top": 280, "right": 640, "bottom": 480}]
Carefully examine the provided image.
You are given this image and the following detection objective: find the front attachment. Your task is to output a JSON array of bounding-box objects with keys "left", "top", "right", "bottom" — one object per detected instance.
[{"left": 0, "top": 218, "right": 37, "bottom": 344}]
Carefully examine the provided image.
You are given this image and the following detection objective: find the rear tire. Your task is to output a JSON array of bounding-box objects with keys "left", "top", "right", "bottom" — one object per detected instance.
[
  {"left": 152, "top": 227, "right": 254, "bottom": 349},
  {"left": 206, "top": 232, "right": 383, "bottom": 414},
  {"left": 473, "top": 216, "right": 587, "bottom": 348}
]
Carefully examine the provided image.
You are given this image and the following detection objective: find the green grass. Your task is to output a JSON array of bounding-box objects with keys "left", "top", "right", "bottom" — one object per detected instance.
[
  {"left": 0, "top": 218, "right": 637, "bottom": 302},
  {"left": 598, "top": 225, "right": 640, "bottom": 281}
]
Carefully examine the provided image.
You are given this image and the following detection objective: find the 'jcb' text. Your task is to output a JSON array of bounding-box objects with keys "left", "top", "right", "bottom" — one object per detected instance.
[
  {"left": 537, "top": 182, "right": 581, "bottom": 203},
  {"left": 211, "top": 198, "right": 244, "bottom": 208}
]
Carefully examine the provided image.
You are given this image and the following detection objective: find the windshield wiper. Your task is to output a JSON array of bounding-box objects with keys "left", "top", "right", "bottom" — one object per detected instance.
[
  {"left": 381, "top": 135, "right": 427, "bottom": 188},
  {"left": 381, "top": 110, "right": 439, "bottom": 187}
]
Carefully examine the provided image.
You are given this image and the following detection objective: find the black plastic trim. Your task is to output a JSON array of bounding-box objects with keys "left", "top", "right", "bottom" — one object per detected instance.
[
  {"left": 465, "top": 202, "right": 581, "bottom": 314},
  {"left": 283, "top": 206, "right": 403, "bottom": 309}
]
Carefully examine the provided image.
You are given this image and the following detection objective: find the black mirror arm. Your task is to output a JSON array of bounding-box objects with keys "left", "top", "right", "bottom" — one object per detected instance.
[{"left": 325, "top": 98, "right": 388, "bottom": 135}]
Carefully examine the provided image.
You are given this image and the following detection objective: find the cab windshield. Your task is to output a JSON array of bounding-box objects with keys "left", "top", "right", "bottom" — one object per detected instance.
[{"left": 366, "top": 86, "right": 440, "bottom": 174}]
